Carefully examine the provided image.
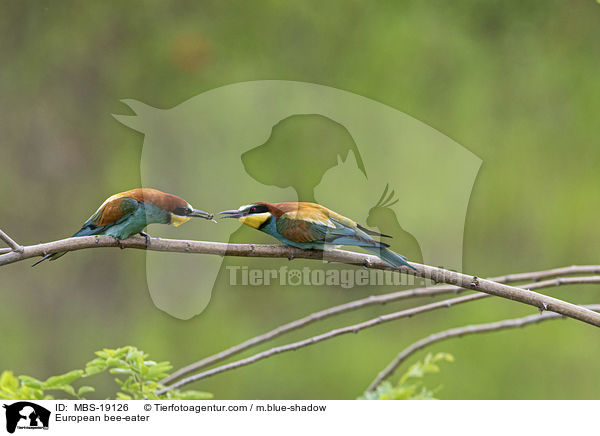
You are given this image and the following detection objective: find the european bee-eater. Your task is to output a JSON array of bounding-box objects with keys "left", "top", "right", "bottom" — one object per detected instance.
[
  {"left": 33, "top": 188, "right": 213, "bottom": 266},
  {"left": 219, "top": 202, "right": 417, "bottom": 271}
]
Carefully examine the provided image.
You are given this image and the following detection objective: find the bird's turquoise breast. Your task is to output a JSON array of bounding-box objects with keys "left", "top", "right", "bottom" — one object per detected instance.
[{"left": 103, "top": 202, "right": 170, "bottom": 240}]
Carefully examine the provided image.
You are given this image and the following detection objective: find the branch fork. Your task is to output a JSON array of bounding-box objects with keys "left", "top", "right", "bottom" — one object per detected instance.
[{"left": 0, "top": 229, "right": 24, "bottom": 253}]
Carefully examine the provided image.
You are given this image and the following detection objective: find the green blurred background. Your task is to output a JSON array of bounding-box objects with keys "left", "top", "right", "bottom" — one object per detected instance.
[{"left": 1, "top": 0, "right": 599, "bottom": 399}]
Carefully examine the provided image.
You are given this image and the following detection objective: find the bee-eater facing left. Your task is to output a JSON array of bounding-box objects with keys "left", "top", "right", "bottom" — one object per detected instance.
[
  {"left": 219, "top": 202, "right": 418, "bottom": 271},
  {"left": 33, "top": 188, "right": 213, "bottom": 266}
]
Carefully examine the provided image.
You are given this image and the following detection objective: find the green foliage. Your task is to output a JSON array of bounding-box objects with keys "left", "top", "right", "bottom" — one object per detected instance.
[
  {"left": 359, "top": 353, "right": 454, "bottom": 400},
  {"left": 0, "top": 346, "right": 212, "bottom": 400},
  {"left": 0, "top": 370, "right": 89, "bottom": 400}
]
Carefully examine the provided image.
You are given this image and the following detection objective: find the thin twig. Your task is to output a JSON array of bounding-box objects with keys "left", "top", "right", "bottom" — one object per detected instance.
[
  {"left": 493, "top": 265, "right": 600, "bottom": 283},
  {"left": 366, "top": 304, "right": 600, "bottom": 392},
  {"left": 2, "top": 235, "right": 600, "bottom": 327},
  {"left": 156, "top": 278, "right": 600, "bottom": 394},
  {"left": 0, "top": 229, "right": 23, "bottom": 252},
  {"left": 162, "top": 274, "right": 600, "bottom": 384}
]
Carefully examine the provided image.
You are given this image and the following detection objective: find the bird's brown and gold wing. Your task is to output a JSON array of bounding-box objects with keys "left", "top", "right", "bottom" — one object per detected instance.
[
  {"left": 272, "top": 202, "right": 390, "bottom": 248},
  {"left": 84, "top": 195, "right": 140, "bottom": 228},
  {"left": 275, "top": 218, "right": 326, "bottom": 242},
  {"left": 273, "top": 203, "right": 360, "bottom": 244}
]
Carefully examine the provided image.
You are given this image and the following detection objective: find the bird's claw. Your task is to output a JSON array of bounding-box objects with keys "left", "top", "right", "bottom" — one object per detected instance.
[
  {"left": 112, "top": 236, "right": 125, "bottom": 249},
  {"left": 139, "top": 231, "right": 151, "bottom": 247}
]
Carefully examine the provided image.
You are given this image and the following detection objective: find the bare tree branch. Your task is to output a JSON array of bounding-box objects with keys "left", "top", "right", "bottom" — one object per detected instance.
[
  {"left": 0, "top": 229, "right": 23, "bottom": 253},
  {"left": 366, "top": 304, "right": 600, "bottom": 392},
  {"left": 156, "top": 278, "right": 600, "bottom": 394},
  {"left": 2, "top": 234, "right": 600, "bottom": 327},
  {"left": 162, "top": 274, "right": 600, "bottom": 384}
]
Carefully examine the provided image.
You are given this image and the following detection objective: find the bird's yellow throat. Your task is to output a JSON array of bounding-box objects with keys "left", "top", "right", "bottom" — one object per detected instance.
[
  {"left": 238, "top": 212, "right": 271, "bottom": 229},
  {"left": 170, "top": 214, "right": 191, "bottom": 227}
]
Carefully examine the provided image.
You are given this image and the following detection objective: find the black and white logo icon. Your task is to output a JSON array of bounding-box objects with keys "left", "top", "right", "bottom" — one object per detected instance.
[{"left": 3, "top": 402, "right": 50, "bottom": 434}]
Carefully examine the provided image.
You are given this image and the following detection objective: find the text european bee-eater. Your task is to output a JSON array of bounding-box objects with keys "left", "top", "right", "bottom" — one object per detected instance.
[
  {"left": 33, "top": 188, "right": 213, "bottom": 266},
  {"left": 219, "top": 202, "right": 417, "bottom": 271}
]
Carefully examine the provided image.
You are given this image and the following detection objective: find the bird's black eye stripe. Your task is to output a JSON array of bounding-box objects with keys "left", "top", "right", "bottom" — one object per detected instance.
[
  {"left": 173, "top": 207, "right": 189, "bottom": 216},
  {"left": 247, "top": 205, "right": 268, "bottom": 215}
]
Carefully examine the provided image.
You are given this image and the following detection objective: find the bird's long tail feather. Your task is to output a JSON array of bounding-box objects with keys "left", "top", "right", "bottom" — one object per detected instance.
[
  {"left": 32, "top": 227, "right": 91, "bottom": 266},
  {"left": 365, "top": 246, "right": 418, "bottom": 272},
  {"left": 31, "top": 251, "right": 67, "bottom": 267}
]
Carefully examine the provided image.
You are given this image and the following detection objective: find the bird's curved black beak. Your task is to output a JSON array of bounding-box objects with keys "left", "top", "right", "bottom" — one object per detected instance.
[
  {"left": 218, "top": 209, "right": 243, "bottom": 219},
  {"left": 189, "top": 209, "right": 214, "bottom": 220}
]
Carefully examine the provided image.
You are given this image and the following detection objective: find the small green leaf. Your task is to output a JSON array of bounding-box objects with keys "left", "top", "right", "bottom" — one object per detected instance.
[
  {"left": 112, "top": 347, "right": 130, "bottom": 359},
  {"left": 422, "top": 363, "right": 440, "bottom": 374},
  {"left": 0, "top": 371, "right": 19, "bottom": 391},
  {"left": 44, "top": 370, "right": 83, "bottom": 388},
  {"left": 358, "top": 351, "right": 454, "bottom": 400},
  {"left": 126, "top": 348, "right": 142, "bottom": 362},
  {"left": 18, "top": 375, "right": 44, "bottom": 389},
  {"left": 146, "top": 365, "right": 170, "bottom": 380},
  {"left": 95, "top": 350, "right": 111, "bottom": 358},
  {"left": 85, "top": 364, "right": 106, "bottom": 376},
  {"left": 57, "top": 385, "right": 76, "bottom": 397},
  {"left": 433, "top": 352, "right": 454, "bottom": 363},
  {"left": 78, "top": 386, "right": 95, "bottom": 396},
  {"left": 106, "top": 358, "right": 122, "bottom": 367},
  {"left": 110, "top": 368, "right": 133, "bottom": 375}
]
